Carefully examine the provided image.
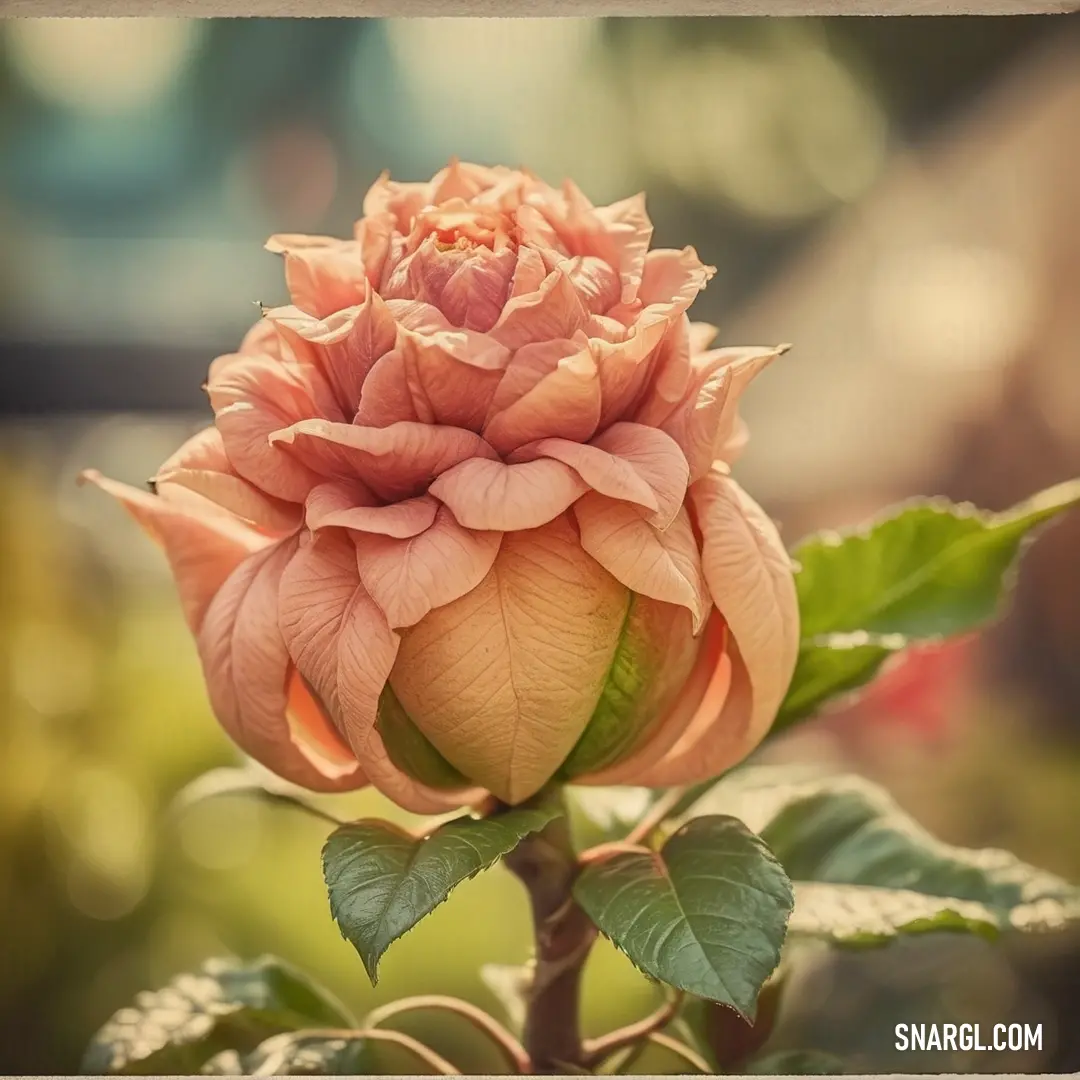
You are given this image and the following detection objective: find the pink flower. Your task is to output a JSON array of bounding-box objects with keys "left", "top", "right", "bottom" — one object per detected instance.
[{"left": 82, "top": 161, "right": 799, "bottom": 811}]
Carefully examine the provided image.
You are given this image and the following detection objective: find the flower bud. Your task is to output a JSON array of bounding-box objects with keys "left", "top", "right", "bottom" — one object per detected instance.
[{"left": 83, "top": 161, "right": 799, "bottom": 812}]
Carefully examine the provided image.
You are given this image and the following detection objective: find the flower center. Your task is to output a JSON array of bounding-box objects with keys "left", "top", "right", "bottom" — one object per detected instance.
[{"left": 412, "top": 200, "right": 518, "bottom": 254}]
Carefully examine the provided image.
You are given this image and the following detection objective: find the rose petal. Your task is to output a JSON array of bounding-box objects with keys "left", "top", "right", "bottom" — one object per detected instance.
[
  {"left": 629, "top": 469, "right": 799, "bottom": 784},
  {"left": 384, "top": 233, "right": 516, "bottom": 333},
  {"left": 515, "top": 203, "right": 567, "bottom": 257},
  {"left": 594, "top": 192, "right": 654, "bottom": 305},
  {"left": 711, "top": 344, "right": 789, "bottom": 465},
  {"left": 490, "top": 267, "right": 588, "bottom": 350},
  {"left": 356, "top": 505, "right": 502, "bottom": 628},
  {"left": 206, "top": 355, "right": 323, "bottom": 502},
  {"left": 267, "top": 288, "right": 398, "bottom": 421},
  {"left": 307, "top": 483, "right": 438, "bottom": 538},
  {"left": 390, "top": 515, "right": 629, "bottom": 804},
  {"left": 353, "top": 212, "right": 396, "bottom": 286},
  {"left": 384, "top": 298, "right": 454, "bottom": 334},
  {"left": 79, "top": 470, "right": 269, "bottom": 635},
  {"left": 428, "top": 158, "right": 506, "bottom": 204},
  {"left": 394, "top": 326, "right": 510, "bottom": 430},
  {"left": 656, "top": 345, "right": 787, "bottom": 481},
  {"left": 269, "top": 419, "right": 498, "bottom": 502},
  {"left": 483, "top": 340, "right": 602, "bottom": 455},
  {"left": 637, "top": 246, "right": 715, "bottom": 313},
  {"left": 278, "top": 530, "right": 467, "bottom": 811},
  {"left": 239, "top": 318, "right": 287, "bottom": 361},
  {"left": 688, "top": 322, "right": 719, "bottom": 352},
  {"left": 594, "top": 313, "right": 670, "bottom": 428},
  {"left": 353, "top": 317, "right": 510, "bottom": 430},
  {"left": 573, "top": 493, "right": 708, "bottom": 633},
  {"left": 590, "top": 422, "right": 689, "bottom": 528},
  {"left": 265, "top": 234, "right": 369, "bottom": 318},
  {"left": 720, "top": 416, "right": 751, "bottom": 465},
  {"left": 362, "top": 170, "right": 431, "bottom": 232},
  {"left": 285, "top": 670, "right": 371, "bottom": 782},
  {"left": 277, "top": 530, "right": 397, "bottom": 750},
  {"left": 353, "top": 349, "right": 421, "bottom": 427},
  {"left": 517, "top": 422, "right": 689, "bottom": 530},
  {"left": 509, "top": 245, "right": 549, "bottom": 299},
  {"left": 562, "top": 255, "right": 622, "bottom": 315},
  {"left": 198, "top": 537, "right": 367, "bottom": 792},
  {"left": 441, "top": 244, "right": 517, "bottom": 331},
  {"left": 152, "top": 426, "right": 302, "bottom": 535},
  {"left": 634, "top": 316, "right": 695, "bottom": 427},
  {"left": 581, "top": 610, "right": 732, "bottom": 786},
  {"left": 559, "top": 595, "right": 701, "bottom": 779},
  {"left": 357, "top": 730, "right": 477, "bottom": 814},
  {"left": 429, "top": 456, "right": 588, "bottom": 531}
]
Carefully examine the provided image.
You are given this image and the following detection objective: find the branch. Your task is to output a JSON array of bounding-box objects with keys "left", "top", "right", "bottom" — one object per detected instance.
[
  {"left": 289, "top": 1028, "right": 460, "bottom": 1076},
  {"left": 623, "top": 786, "right": 688, "bottom": 846},
  {"left": 356, "top": 1028, "right": 462, "bottom": 1075},
  {"left": 365, "top": 995, "right": 530, "bottom": 1073},
  {"left": 582, "top": 992, "right": 684, "bottom": 1067},
  {"left": 646, "top": 1032, "right": 713, "bottom": 1074},
  {"left": 504, "top": 806, "right": 597, "bottom": 1072}
]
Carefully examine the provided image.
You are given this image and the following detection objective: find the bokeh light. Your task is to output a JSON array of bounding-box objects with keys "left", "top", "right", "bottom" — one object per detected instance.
[{"left": 7, "top": 19, "right": 205, "bottom": 117}]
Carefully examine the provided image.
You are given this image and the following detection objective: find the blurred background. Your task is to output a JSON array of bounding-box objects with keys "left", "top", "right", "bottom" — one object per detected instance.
[{"left": 1, "top": 13, "right": 1080, "bottom": 1076}]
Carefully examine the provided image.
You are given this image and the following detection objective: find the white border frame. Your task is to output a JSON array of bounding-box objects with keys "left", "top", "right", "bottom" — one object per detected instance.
[{"left": 0, "top": 5, "right": 1076, "bottom": 1080}]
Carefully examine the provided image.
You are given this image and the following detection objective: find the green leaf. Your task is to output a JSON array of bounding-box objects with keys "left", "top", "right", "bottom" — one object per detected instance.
[
  {"left": 777, "top": 479, "right": 1080, "bottom": 726},
  {"left": 789, "top": 882, "right": 1003, "bottom": 945},
  {"left": 794, "top": 479, "right": 1080, "bottom": 638},
  {"left": 744, "top": 1049, "right": 846, "bottom": 1074},
  {"left": 82, "top": 956, "right": 354, "bottom": 1075},
  {"left": 323, "top": 805, "right": 560, "bottom": 984},
  {"left": 560, "top": 596, "right": 660, "bottom": 777},
  {"left": 202, "top": 1031, "right": 371, "bottom": 1076},
  {"left": 699, "top": 769, "right": 1080, "bottom": 913},
  {"left": 687, "top": 768, "right": 1080, "bottom": 946},
  {"left": 376, "top": 685, "right": 468, "bottom": 790},
  {"left": 572, "top": 816, "right": 794, "bottom": 1018},
  {"left": 773, "top": 634, "right": 903, "bottom": 731}
]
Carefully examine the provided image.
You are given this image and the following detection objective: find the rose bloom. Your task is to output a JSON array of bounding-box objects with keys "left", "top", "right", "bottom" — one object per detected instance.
[{"left": 83, "top": 161, "right": 799, "bottom": 812}]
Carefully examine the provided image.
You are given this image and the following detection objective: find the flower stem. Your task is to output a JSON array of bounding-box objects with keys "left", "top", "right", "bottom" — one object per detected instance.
[
  {"left": 645, "top": 1031, "right": 714, "bottom": 1073},
  {"left": 623, "top": 786, "right": 687, "bottom": 847},
  {"left": 295, "top": 1028, "right": 460, "bottom": 1075},
  {"left": 357, "top": 1028, "right": 462, "bottom": 1075},
  {"left": 582, "top": 992, "right": 683, "bottom": 1067},
  {"left": 365, "top": 994, "right": 529, "bottom": 1073},
  {"left": 503, "top": 806, "right": 597, "bottom": 1074}
]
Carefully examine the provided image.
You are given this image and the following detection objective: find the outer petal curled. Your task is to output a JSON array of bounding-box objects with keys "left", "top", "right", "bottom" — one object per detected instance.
[
  {"left": 196, "top": 536, "right": 369, "bottom": 792},
  {"left": 277, "top": 530, "right": 470, "bottom": 812},
  {"left": 573, "top": 493, "right": 709, "bottom": 634},
  {"left": 153, "top": 426, "right": 302, "bottom": 536},
  {"left": 624, "top": 469, "right": 799, "bottom": 785},
  {"left": 78, "top": 470, "right": 267, "bottom": 635}
]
